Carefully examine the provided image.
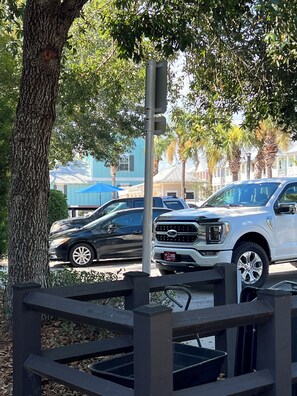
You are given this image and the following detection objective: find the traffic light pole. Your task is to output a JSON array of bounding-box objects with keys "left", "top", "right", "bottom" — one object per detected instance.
[{"left": 142, "top": 60, "right": 156, "bottom": 274}]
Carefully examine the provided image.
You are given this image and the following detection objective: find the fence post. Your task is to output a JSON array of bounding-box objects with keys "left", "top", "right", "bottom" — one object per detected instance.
[
  {"left": 134, "top": 305, "right": 173, "bottom": 396},
  {"left": 13, "top": 282, "right": 41, "bottom": 396},
  {"left": 256, "top": 289, "right": 292, "bottom": 396},
  {"left": 124, "top": 271, "right": 150, "bottom": 310},
  {"left": 213, "top": 262, "right": 238, "bottom": 377}
]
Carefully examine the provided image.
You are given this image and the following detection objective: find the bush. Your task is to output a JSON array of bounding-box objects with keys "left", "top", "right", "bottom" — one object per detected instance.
[
  {"left": 48, "top": 189, "right": 68, "bottom": 228},
  {"left": 49, "top": 268, "right": 173, "bottom": 308}
]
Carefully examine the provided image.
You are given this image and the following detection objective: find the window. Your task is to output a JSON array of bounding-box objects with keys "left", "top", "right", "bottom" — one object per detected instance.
[
  {"left": 118, "top": 155, "right": 134, "bottom": 172},
  {"left": 186, "top": 191, "right": 194, "bottom": 200},
  {"left": 164, "top": 201, "right": 184, "bottom": 210},
  {"left": 101, "top": 201, "right": 129, "bottom": 216},
  {"left": 166, "top": 192, "right": 177, "bottom": 197},
  {"left": 134, "top": 199, "right": 145, "bottom": 208},
  {"left": 289, "top": 156, "right": 295, "bottom": 167},
  {"left": 279, "top": 184, "right": 297, "bottom": 203},
  {"left": 100, "top": 211, "right": 142, "bottom": 231},
  {"left": 112, "top": 212, "right": 142, "bottom": 227}
]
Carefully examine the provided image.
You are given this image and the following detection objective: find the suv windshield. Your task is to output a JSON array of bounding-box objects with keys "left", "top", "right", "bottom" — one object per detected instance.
[{"left": 202, "top": 182, "right": 280, "bottom": 207}]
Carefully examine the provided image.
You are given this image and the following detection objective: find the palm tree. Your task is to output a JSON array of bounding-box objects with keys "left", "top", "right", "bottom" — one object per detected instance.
[
  {"left": 222, "top": 124, "right": 248, "bottom": 181},
  {"left": 253, "top": 150, "right": 265, "bottom": 179},
  {"left": 253, "top": 119, "right": 290, "bottom": 178},
  {"left": 166, "top": 108, "right": 200, "bottom": 198},
  {"left": 205, "top": 143, "right": 223, "bottom": 188},
  {"left": 153, "top": 136, "right": 170, "bottom": 176}
]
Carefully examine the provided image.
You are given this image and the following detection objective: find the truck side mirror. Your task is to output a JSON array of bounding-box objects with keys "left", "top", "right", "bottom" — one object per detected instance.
[{"left": 275, "top": 202, "right": 296, "bottom": 214}]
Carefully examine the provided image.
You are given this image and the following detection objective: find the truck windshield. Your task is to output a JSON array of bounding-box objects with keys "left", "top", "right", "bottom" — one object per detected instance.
[{"left": 202, "top": 182, "right": 280, "bottom": 208}]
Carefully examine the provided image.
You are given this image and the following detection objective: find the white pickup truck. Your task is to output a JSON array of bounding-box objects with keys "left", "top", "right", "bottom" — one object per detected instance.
[{"left": 152, "top": 178, "right": 297, "bottom": 287}]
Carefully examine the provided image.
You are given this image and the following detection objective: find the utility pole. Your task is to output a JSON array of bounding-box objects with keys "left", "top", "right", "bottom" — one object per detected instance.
[{"left": 142, "top": 60, "right": 167, "bottom": 274}]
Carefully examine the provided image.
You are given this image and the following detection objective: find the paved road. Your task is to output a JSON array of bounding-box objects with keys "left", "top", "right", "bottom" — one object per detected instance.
[
  {"left": 50, "top": 258, "right": 297, "bottom": 287},
  {"left": 49, "top": 258, "right": 160, "bottom": 276}
]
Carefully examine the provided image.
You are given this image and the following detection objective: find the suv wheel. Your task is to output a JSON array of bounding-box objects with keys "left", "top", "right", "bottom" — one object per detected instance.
[
  {"left": 69, "top": 243, "right": 95, "bottom": 267},
  {"left": 232, "top": 242, "right": 269, "bottom": 288}
]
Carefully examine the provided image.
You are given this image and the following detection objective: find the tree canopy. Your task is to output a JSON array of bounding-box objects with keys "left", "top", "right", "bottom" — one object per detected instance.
[
  {"left": 50, "top": 1, "right": 147, "bottom": 166},
  {"left": 105, "top": 0, "right": 297, "bottom": 135}
]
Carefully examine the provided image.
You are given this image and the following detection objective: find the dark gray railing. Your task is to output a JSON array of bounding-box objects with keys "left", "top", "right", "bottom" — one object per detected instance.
[{"left": 12, "top": 263, "right": 296, "bottom": 395}]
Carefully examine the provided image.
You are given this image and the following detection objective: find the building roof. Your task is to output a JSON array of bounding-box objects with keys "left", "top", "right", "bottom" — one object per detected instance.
[
  {"left": 153, "top": 165, "right": 202, "bottom": 184},
  {"left": 50, "top": 159, "right": 92, "bottom": 185}
]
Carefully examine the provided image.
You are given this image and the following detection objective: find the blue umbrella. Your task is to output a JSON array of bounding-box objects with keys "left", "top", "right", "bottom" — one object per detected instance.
[
  {"left": 79, "top": 183, "right": 124, "bottom": 205},
  {"left": 79, "top": 183, "right": 124, "bottom": 194}
]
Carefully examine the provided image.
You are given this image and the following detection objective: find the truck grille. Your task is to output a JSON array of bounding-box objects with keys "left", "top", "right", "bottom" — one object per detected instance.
[{"left": 155, "top": 223, "right": 198, "bottom": 243}]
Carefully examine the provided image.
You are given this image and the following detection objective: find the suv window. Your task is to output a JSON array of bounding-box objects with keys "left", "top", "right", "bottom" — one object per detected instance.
[
  {"left": 163, "top": 201, "right": 185, "bottom": 210},
  {"left": 99, "top": 201, "right": 129, "bottom": 217},
  {"left": 133, "top": 199, "right": 145, "bottom": 208}
]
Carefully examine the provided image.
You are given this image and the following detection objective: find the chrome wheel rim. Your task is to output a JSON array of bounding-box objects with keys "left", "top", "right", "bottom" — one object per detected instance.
[
  {"left": 237, "top": 250, "right": 263, "bottom": 285},
  {"left": 72, "top": 246, "right": 92, "bottom": 265}
]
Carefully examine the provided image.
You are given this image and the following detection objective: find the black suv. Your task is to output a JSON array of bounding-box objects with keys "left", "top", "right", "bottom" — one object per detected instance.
[{"left": 50, "top": 196, "right": 189, "bottom": 236}]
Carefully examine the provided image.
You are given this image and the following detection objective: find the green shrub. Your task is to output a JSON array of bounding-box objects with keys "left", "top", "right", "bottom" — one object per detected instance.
[
  {"left": 48, "top": 189, "right": 69, "bottom": 228},
  {"left": 49, "top": 268, "right": 173, "bottom": 308},
  {"left": 50, "top": 268, "right": 118, "bottom": 287}
]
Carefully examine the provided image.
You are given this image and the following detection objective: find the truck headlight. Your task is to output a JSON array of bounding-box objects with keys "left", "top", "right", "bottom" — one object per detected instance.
[{"left": 206, "top": 222, "right": 229, "bottom": 244}]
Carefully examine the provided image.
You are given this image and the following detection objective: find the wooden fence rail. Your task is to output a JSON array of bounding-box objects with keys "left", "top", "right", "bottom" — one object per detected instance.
[{"left": 12, "top": 263, "right": 297, "bottom": 395}]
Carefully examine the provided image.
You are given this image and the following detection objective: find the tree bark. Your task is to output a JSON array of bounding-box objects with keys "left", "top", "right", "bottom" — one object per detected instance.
[
  {"left": 228, "top": 145, "right": 241, "bottom": 182},
  {"left": 181, "top": 159, "right": 186, "bottom": 199},
  {"left": 6, "top": 0, "right": 88, "bottom": 309},
  {"left": 254, "top": 149, "right": 265, "bottom": 179},
  {"left": 263, "top": 135, "right": 278, "bottom": 179},
  {"left": 110, "top": 163, "right": 118, "bottom": 199}
]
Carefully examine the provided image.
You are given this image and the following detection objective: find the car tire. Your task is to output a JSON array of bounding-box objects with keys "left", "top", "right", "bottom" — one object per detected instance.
[
  {"left": 232, "top": 242, "right": 269, "bottom": 288},
  {"left": 69, "top": 243, "right": 95, "bottom": 267}
]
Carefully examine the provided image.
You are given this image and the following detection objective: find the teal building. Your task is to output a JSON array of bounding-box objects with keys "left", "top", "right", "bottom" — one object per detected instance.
[{"left": 50, "top": 138, "right": 146, "bottom": 206}]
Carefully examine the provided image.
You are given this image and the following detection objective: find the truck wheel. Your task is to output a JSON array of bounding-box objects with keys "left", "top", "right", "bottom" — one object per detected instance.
[
  {"left": 232, "top": 242, "right": 269, "bottom": 288},
  {"left": 69, "top": 243, "right": 94, "bottom": 267}
]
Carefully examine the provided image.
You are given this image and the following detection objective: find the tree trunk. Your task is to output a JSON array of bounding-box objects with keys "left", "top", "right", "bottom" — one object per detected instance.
[
  {"left": 208, "top": 172, "right": 213, "bottom": 191},
  {"left": 228, "top": 145, "right": 241, "bottom": 182},
  {"left": 181, "top": 159, "right": 186, "bottom": 199},
  {"left": 254, "top": 150, "right": 265, "bottom": 179},
  {"left": 153, "top": 157, "right": 160, "bottom": 176},
  {"left": 5, "top": 0, "right": 88, "bottom": 310},
  {"left": 263, "top": 135, "right": 278, "bottom": 178},
  {"left": 110, "top": 163, "right": 118, "bottom": 199}
]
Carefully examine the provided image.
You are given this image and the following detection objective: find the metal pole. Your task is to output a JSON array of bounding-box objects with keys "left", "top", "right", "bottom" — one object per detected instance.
[{"left": 142, "top": 60, "right": 156, "bottom": 274}]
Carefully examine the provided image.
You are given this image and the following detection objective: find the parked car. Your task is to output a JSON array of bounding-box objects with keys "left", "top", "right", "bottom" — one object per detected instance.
[
  {"left": 49, "top": 207, "right": 171, "bottom": 267},
  {"left": 50, "top": 196, "right": 188, "bottom": 236}
]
